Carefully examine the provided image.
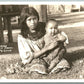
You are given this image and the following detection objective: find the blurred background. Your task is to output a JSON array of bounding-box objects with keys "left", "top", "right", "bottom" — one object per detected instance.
[{"left": 0, "top": 4, "right": 84, "bottom": 43}]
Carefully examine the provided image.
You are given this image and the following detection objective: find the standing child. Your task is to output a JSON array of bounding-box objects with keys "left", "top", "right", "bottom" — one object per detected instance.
[{"left": 43, "top": 19, "right": 69, "bottom": 73}]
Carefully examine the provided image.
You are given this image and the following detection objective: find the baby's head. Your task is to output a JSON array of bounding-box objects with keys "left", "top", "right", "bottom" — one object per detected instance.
[{"left": 45, "top": 19, "right": 59, "bottom": 35}]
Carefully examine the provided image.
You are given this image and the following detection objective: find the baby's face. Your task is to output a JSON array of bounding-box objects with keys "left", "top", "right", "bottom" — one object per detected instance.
[{"left": 46, "top": 21, "right": 58, "bottom": 35}]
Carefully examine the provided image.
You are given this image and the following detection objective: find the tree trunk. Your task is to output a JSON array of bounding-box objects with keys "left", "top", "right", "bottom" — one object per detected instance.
[{"left": 6, "top": 17, "right": 13, "bottom": 43}]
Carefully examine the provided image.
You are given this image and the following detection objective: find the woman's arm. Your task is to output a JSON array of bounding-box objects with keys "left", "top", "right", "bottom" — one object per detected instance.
[
  {"left": 18, "top": 35, "right": 49, "bottom": 63},
  {"left": 18, "top": 35, "right": 58, "bottom": 64},
  {"left": 33, "top": 46, "right": 48, "bottom": 59},
  {"left": 33, "top": 41, "right": 58, "bottom": 59},
  {"left": 18, "top": 35, "right": 33, "bottom": 64}
]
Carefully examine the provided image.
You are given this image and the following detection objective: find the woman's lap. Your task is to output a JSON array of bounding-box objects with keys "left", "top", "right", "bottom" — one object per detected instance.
[
  {"left": 24, "top": 47, "right": 69, "bottom": 74},
  {"left": 24, "top": 58, "right": 48, "bottom": 74},
  {"left": 25, "top": 57, "right": 70, "bottom": 74}
]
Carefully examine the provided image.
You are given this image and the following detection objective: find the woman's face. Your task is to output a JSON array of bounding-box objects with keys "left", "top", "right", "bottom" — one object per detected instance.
[{"left": 26, "top": 16, "right": 38, "bottom": 33}]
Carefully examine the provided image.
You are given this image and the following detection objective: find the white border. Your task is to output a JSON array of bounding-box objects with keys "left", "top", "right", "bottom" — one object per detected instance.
[
  {"left": 0, "top": 1, "right": 84, "bottom": 82},
  {"left": 0, "top": 79, "right": 84, "bottom": 82},
  {"left": 0, "top": 1, "right": 84, "bottom": 5}
]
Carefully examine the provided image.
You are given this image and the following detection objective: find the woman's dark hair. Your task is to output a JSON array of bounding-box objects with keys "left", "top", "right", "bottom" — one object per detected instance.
[{"left": 19, "top": 7, "right": 39, "bottom": 38}]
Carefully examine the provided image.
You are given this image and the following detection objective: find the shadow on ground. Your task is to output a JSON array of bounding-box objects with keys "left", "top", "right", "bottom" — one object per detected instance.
[{"left": 65, "top": 49, "right": 84, "bottom": 67}]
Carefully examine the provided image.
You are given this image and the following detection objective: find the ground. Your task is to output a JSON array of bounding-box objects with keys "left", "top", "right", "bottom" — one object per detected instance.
[{"left": 0, "top": 26, "right": 84, "bottom": 79}]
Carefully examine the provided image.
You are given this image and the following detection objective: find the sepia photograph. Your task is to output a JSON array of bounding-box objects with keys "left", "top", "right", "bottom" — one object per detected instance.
[{"left": 0, "top": 3, "right": 84, "bottom": 80}]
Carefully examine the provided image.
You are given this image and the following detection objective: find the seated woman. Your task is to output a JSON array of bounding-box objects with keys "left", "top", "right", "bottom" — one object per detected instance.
[{"left": 18, "top": 7, "right": 70, "bottom": 74}]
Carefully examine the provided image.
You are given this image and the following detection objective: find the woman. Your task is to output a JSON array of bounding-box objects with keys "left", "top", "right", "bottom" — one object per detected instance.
[{"left": 18, "top": 7, "right": 70, "bottom": 74}]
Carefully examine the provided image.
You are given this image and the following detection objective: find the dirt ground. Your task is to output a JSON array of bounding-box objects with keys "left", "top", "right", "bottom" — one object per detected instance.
[{"left": 0, "top": 26, "right": 84, "bottom": 79}]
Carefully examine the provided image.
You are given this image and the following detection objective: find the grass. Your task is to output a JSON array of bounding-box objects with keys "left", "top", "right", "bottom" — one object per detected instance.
[{"left": 0, "top": 26, "right": 84, "bottom": 79}]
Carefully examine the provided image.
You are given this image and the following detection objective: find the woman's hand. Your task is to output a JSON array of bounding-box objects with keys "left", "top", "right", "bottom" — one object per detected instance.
[{"left": 57, "top": 34, "right": 66, "bottom": 42}]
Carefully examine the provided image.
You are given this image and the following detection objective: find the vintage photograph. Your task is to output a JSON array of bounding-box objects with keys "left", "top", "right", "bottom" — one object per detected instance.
[{"left": 0, "top": 4, "right": 84, "bottom": 79}]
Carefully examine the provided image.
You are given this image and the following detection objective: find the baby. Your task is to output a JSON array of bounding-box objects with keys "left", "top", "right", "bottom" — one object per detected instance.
[{"left": 43, "top": 19, "right": 68, "bottom": 73}]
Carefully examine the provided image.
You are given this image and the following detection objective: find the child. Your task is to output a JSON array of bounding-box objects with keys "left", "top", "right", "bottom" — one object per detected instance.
[{"left": 43, "top": 19, "right": 69, "bottom": 73}]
